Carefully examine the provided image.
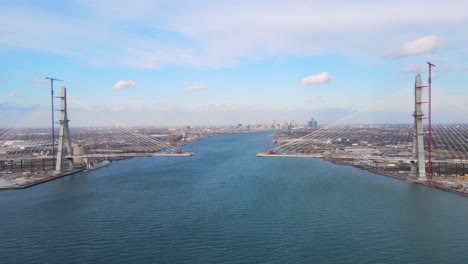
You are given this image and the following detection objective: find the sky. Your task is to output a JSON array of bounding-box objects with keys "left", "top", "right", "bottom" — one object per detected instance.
[{"left": 1, "top": 0, "right": 468, "bottom": 127}]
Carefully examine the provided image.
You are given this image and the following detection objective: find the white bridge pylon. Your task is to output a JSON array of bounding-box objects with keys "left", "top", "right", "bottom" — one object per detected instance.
[{"left": 55, "top": 87, "right": 73, "bottom": 173}]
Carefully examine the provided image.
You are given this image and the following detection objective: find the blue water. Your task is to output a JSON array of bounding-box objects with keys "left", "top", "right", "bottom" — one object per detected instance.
[{"left": 1, "top": 132, "right": 468, "bottom": 264}]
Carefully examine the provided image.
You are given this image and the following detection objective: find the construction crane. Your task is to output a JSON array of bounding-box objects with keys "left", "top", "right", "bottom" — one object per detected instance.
[
  {"left": 173, "top": 135, "right": 187, "bottom": 154},
  {"left": 263, "top": 134, "right": 277, "bottom": 154}
]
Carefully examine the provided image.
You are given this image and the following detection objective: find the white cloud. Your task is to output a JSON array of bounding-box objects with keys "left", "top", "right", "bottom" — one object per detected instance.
[
  {"left": 112, "top": 80, "right": 137, "bottom": 90},
  {"left": 1, "top": 1, "right": 467, "bottom": 68},
  {"left": 183, "top": 84, "right": 208, "bottom": 93},
  {"left": 386, "top": 35, "right": 444, "bottom": 59},
  {"left": 401, "top": 64, "right": 424, "bottom": 74},
  {"left": 300, "top": 72, "right": 332, "bottom": 86},
  {"left": 8, "top": 92, "right": 17, "bottom": 97}
]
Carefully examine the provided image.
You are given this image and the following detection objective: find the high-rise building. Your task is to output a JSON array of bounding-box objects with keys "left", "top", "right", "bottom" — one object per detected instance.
[{"left": 307, "top": 117, "right": 318, "bottom": 129}]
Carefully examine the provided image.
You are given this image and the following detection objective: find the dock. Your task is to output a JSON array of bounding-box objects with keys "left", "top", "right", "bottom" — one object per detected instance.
[
  {"left": 256, "top": 152, "right": 323, "bottom": 158},
  {"left": 153, "top": 152, "right": 194, "bottom": 157}
]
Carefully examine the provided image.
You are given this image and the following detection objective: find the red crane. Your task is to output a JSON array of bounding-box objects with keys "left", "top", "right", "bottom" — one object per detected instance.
[
  {"left": 427, "top": 62, "right": 435, "bottom": 180},
  {"left": 173, "top": 136, "right": 187, "bottom": 154},
  {"left": 168, "top": 134, "right": 186, "bottom": 154},
  {"left": 263, "top": 135, "right": 277, "bottom": 154}
]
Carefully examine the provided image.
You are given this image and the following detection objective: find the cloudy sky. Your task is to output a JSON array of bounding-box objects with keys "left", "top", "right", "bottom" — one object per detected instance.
[{"left": 1, "top": 0, "right": 467, "bottom": 126}]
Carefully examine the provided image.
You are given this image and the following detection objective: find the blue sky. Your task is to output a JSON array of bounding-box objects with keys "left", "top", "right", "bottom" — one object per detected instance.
[{"left": 1, "top": 0, "right": 468, "bottom": 127}]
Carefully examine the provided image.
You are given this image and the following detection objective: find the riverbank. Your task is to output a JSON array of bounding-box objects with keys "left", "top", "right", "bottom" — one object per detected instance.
[
  {"left": 257, "top": 151, "right": 468, "bottom": 198},
  {"left": 0, "top": 168, "right": 85, "bottom": 190},
  {"left": 326, "top": 158, "right": 468, "bottom": 198}
]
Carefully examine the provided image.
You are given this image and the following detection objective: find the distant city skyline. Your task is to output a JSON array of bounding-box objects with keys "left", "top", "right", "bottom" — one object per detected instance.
[{"left": 1, "top": 0, "right": 468, "bottom": 127}]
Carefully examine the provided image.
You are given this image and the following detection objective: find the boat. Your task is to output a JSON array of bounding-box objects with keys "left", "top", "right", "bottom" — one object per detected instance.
[{"left": 86, "top": 160, "right": 110, "bottom": 171}]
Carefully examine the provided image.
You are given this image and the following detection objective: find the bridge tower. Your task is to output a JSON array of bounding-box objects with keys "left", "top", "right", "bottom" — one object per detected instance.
[
  {"left": 411, "top": 74, "right": 426, "bottom": 181},
  {"left": 55, "top": 87, "right": 73, "bottom": 173}
]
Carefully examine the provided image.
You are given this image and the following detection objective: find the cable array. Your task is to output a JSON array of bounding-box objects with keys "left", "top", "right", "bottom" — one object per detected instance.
[
  {"left": 0, "top": 104, "right": 180, "bottom": 159},
  {"left": 269, "top": 90, "right": 468, "bottom": 161}
]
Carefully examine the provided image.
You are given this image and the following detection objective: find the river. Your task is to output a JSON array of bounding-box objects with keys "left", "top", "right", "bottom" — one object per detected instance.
[{"left": 1, "top": 132, "right": 468, "bottom": 263}]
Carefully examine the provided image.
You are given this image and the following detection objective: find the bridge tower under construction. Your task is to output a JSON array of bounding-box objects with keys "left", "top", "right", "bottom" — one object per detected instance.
[
  {"left": 55, "top": 87, "right": 73, "bottom": 173},
  {"left": 411, "top": 74, "right": 426, "bottom": 181}
]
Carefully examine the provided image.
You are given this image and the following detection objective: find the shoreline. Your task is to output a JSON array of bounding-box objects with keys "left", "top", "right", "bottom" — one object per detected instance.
[
  {"left": 0, "top": 168, "right": 85, "bottom": 190},
  {"left": 326, "top": 158, "right": 468, "bottom": 198},
  {"left": 257, "top": 152, "right": 468, "bottom": 198}
]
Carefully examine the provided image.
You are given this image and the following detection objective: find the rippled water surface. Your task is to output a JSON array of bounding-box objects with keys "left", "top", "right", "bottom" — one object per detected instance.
[{"left": 1, "top": 132, "right": 468, "bottom": 264}]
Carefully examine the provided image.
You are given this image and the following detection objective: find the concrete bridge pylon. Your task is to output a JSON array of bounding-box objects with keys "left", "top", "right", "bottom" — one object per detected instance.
[
  {"left": 55, "top": 87, "right": 73, "bottom": 173},
  {"left": 411, "top": 74, "right": 427, "bottom": 181}
]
